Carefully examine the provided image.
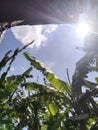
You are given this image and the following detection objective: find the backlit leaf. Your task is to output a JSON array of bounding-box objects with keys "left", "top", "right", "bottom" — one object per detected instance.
[
  {"left": 24, "top": 52, "right": 71, "bottom": 93},
  {"left": 48, "top": 103, "right": 58, "bottom": 116}
]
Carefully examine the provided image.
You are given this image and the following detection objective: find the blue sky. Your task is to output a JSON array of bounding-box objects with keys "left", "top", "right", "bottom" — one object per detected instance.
[{"left": 0, "top": 24, "right": 86, "bottom": 83}]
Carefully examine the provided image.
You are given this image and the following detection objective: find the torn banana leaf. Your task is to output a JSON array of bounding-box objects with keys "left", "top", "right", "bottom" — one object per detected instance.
[{"left": 24, "top": 52, "right": 71, "bottom": 93}]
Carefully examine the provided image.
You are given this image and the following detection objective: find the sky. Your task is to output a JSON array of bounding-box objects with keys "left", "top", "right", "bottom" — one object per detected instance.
[
  {"left": 0, "top": 22, "right": 97, "bottom": 130},
  {"left": 0, "top": 23, "right": 92, "bottom": 83}
]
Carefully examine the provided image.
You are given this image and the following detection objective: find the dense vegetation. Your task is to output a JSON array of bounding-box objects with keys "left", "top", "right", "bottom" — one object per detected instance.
[{"left": 0, "top": 37, "right": 98, "bottom": 130}]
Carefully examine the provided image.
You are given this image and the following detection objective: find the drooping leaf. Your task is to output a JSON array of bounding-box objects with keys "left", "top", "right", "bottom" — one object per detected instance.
[
  {"left": 45, "top": 72, "right": 70, "bottom": 93},
  {"left": 23, "top": 52, "right": 46, "bottom": 73},
  {"left": 23, "top": 52, "right": 71, "bottom": 93}
]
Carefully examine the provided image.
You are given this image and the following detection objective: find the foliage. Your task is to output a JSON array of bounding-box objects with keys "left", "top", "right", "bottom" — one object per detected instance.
[{"left": 0, "top": 40, "right": 98, "bottom": 130}]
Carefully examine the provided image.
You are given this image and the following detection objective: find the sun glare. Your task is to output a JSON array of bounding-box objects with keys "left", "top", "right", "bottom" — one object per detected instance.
[{"left": 76, "top": 21, "right": 91, "bottom": 38}]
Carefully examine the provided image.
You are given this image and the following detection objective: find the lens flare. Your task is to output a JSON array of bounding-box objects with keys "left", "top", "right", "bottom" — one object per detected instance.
[{"left": 76, "top": 21, "right": 91, "bottom": 38}]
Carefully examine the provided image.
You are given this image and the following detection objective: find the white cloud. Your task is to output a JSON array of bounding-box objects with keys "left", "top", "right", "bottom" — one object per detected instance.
[
  {"left": 22, "top": 67, "right": 26, "bottom": 71},
  {"left": 43, "top": 24, "right": 58, "bottom": 34},
  {"left": 11, "top": 24, "right": 58, "bottom": 48}
]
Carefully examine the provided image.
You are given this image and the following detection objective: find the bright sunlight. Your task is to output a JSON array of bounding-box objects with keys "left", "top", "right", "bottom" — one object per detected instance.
[{"left": 76, "top": 21, "right": 91, "bottom": 39}]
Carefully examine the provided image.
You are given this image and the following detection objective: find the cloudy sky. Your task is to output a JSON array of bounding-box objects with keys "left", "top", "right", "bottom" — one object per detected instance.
[{"left": 0, "top": 24, "right": 86, "bottom": 83}]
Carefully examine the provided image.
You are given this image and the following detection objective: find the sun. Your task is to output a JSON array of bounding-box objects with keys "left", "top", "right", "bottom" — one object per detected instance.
[{"left": 76, "top": 21, "right": 91, "bottom": 39}]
